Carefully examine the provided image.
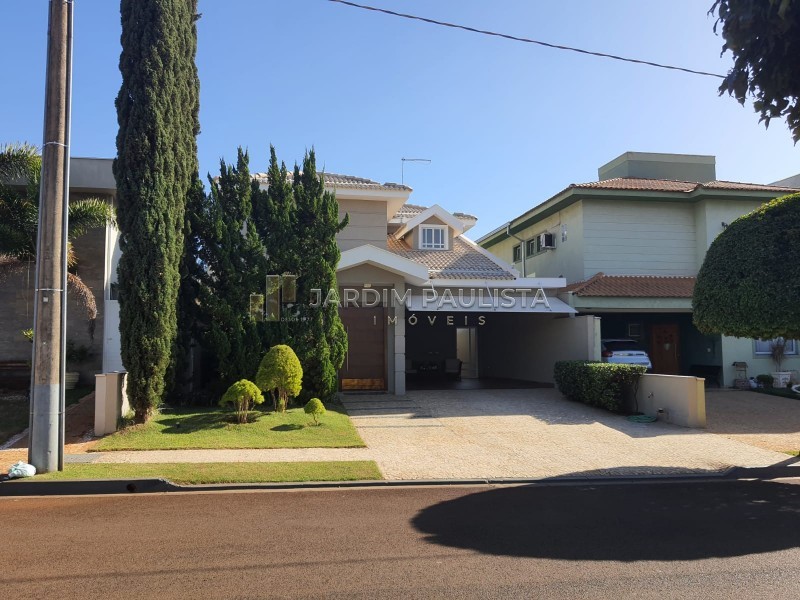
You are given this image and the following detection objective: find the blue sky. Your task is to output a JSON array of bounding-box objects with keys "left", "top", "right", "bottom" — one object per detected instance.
[{"left": 2, "top": 0, "right": 798, "bottom": 238}]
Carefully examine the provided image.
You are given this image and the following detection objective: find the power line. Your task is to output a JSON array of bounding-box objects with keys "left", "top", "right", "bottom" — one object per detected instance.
[{"left": 328, "top": 0, "right": 725, "bottom": 79}]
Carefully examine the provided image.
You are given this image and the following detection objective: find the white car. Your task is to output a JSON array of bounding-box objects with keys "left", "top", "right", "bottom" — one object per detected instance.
[{"left": 601, "top": 339, "right": 653, "bottom": 370}]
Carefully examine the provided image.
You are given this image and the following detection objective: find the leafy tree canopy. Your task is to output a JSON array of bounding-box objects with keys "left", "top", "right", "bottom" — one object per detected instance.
[
  {"left": 0, "top": 142, "right": 115, "bottom": 324},
  {"left": 219, "top": 379, "right": 264, "bottom": 424},
  {"left": 711, "top": 0, "right": 800, "bottom": 142},
  {"left": 693, "top": 193, "right": 800, "bottom": 339},
  {"left": 256, "top": 344, "right": 303, "bottom": 412}
]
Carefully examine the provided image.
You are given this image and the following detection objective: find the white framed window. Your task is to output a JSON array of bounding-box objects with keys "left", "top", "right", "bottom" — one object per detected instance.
[
  {"left": 754, "top": 337, "right": 798, "bottom": 356},
  {"left": 526, "top": 239, "right": 536, "bottom": 257},
  {"left": 420, "top": 225, "right": 447, "bottom": 250},
  {"left": 512, "top": 244, "right": 521, "bottom": 262}
]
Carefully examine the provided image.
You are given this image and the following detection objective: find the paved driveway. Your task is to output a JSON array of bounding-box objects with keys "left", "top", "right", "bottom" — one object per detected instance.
[
  {"left": 706, "top": 389, "right": 800, "bottom": 454},
  {"left": 342, "top": 389, "right": 787, "bottom": 480}
]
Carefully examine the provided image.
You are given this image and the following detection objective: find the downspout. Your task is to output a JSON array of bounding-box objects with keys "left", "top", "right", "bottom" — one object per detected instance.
[{"left": 506, "top": 223, "right": 529, "bottom": 277}]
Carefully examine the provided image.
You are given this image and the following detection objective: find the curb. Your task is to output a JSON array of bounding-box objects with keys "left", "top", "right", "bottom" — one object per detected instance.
[{"left": 6, "top": 465, "right": 789, "bottom": 497}]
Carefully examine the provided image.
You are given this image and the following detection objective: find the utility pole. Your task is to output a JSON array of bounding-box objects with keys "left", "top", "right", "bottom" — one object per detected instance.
[{"left": 29, "top": 0, "right": 74, "bottom": 473}]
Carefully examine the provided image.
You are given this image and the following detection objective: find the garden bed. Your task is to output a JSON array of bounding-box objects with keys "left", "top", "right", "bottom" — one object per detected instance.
[
  {"left": 94, "top": 405, "right": 366, "bottom": 451},
  {"left": 754, "top": 387, "right": 800, "bottom": 400}
]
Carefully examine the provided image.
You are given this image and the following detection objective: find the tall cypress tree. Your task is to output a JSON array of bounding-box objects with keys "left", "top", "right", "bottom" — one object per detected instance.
[
  {"left": 199, "top": 149, "right": 267, "bottom": 387},
  {"left": 291, "top": 150, "right": 349, "bottom": 401},
  {"left": 114, "top": 0, "right": 200, "bottom": 421}
]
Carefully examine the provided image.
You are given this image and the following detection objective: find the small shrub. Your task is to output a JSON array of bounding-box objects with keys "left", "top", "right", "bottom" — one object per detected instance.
[
  {"left": 755, "top": 374, "right": 774, "bottom": 388},
  {"left": 554, "top": 361, "right": 646, "bottom": 412},
  {"left": 304, "top": 398, "right": 326, "bottom": 425},
  {"left": 219, "top": 379, "right": 265, "bottom": 424},
  {"left": 256, "top": 345, "right": 303, "bottom": 412}
]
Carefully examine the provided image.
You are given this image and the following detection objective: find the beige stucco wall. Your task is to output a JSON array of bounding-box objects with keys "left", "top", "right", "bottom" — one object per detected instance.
[
  {"left": 636, "top": 374, "right": 706, "bottom": 428},
  {"left": 582, "top": 199, "right": 697, "bottom": 278},
  {"left": 337, "top": 199, "right": 388, "bottom": 251},
  {"left": 478, "top": 314, "right": 600, "bottom": 383},
  {"left": 337, "top": 264, "right": 405, "bottom": 288}
]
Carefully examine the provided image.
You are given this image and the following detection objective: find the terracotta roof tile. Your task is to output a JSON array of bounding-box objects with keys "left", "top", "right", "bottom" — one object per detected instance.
[
  {"left": 392, "top": 203, "right": 477, "bottom": 221},
  {"left": 563, "top": 272, "right": 695, "bottom": 297},
  {"left": 571, "top": 177, "right": 799, "bottom": 194},
  {"left": 574, "top": 178, "right": 699, "bottom": 192},
  {"left": 386, "top": 236, "right": 514, "bottom": 280},
  {"left": 251, "top": 171, "right": 411, "bottom": 191}
]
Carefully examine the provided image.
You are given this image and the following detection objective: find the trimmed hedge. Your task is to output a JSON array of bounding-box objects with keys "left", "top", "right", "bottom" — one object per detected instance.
[{"left": 554, "top": 361, "right": 647, "bottom": 412}]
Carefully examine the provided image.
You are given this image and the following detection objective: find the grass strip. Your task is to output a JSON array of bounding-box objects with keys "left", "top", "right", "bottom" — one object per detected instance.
[
  {"left": 24, "top": 460, "right": 382, "bottom": 484},
  {"left": 95, "top": 406, "right": 365, "bottom": 451}
]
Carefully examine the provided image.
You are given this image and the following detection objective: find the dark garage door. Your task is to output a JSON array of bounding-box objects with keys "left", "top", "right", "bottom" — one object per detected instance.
[{"left": 339, "top": 307, "right": 386, "bottom": 391}]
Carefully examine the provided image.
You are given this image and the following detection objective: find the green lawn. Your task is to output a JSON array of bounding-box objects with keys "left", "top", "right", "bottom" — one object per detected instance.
[
  {"left": 0, "top": 386, "right": 92, "bottom": 445},
  {"left": 94, "top": 405, "right": 365, "bottom": 451},
  {"left": 21, "top": 461, "right": 382, "bottom": 484}
]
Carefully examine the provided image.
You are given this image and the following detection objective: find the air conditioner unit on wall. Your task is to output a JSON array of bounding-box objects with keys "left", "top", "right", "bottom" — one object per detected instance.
[{"left": 538, "top": 232, "right": 555, "bottom": 250}]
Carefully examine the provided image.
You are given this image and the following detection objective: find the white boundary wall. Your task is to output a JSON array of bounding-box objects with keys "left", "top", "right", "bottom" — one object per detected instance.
[{"left": 636, "top": 374, "right": 706, "bottom": 428}]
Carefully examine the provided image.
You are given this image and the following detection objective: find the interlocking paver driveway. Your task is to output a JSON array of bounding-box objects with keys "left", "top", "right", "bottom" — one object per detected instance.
[{"left": 342, "top": 388, "right": 787, "bottom": 480}]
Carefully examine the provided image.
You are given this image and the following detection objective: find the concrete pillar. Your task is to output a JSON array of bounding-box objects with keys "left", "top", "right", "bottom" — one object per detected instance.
[
  {"left": 394, "top": 282, "right": 406, "bottom": 395},
  {"left": 94, "top": 372, "right": 129, "bottom": 435}
]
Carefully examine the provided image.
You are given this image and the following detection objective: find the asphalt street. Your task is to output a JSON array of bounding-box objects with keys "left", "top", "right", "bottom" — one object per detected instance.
[{"left": 3, "top": 478, "right": 800, "bottom": 599}]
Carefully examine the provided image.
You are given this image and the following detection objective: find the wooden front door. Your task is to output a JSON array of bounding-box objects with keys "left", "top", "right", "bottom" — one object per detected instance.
[
  {"left": 339, "top": 307, "right": 386, "bottom": 391},
  {"left": 650, "top": 323, "right": 680, "bottom": 375}
]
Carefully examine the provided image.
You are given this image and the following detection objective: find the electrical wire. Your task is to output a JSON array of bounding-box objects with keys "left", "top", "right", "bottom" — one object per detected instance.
[{"left": 328, "top": 0, "right": 725, "bottom": 79}]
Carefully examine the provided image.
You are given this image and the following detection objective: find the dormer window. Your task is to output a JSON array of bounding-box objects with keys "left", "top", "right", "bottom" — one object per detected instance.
[{"left": 420, "top": 225, "right": 447, "bottom": 250}]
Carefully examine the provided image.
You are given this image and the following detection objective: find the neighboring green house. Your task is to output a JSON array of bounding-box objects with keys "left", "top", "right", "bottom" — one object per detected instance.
[{"left": 477, "top": 152, "right": 800, "bottom": 387}]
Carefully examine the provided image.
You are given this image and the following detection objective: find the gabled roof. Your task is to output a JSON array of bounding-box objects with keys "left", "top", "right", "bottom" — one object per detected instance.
[
  {"left": 387, "top": 235, "right": 515, "bottom": 280},
  {"left": 251, "top": 171, "right": 411, "bottom": 192},
  {"left": 478, "top": 176, "right": 800, "bottom": 248},
  {"left": 563, "top": 272, "right": 696, "bottom": 298},
  {"left": 393, "top": 203, "right": 477, "bottom": 221},
  {"left": 394, "top": 204, "right": 465, "bottom": 239}
]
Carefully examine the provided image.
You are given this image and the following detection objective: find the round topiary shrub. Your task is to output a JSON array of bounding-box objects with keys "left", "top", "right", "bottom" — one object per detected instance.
[
  {"left": 219, "top": 379, "right": 264, "bottom": 424},
  {"left": 693, "top": 193, "right": 800, "bottom": 340},
  {"left": 256, "top": 344, "right": 303, "bottom": 412},
  {"left": 304, "top": 397, "right": 326, "bottom": 425}
]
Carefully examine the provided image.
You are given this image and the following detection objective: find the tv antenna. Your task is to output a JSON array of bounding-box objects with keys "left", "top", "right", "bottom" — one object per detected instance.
[{"left": 401, "top": 157, "right": 431, "bottom": 184}]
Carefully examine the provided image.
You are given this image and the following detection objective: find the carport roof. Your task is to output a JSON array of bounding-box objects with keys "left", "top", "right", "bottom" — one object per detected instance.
[{"left": 563, "top": 273, "right": 696, "bottom": 298}]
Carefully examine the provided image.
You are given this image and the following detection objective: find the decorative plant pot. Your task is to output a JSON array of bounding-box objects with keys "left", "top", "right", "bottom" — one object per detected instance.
[
  {"left": 772, "top": 371, "right": 792, "bottom": 388},
  {"left": 64, "top": 371, "right": 80, "bottom": 390}
]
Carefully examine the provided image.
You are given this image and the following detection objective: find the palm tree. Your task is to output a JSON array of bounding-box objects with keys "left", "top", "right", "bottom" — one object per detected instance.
[{"left": 0, "top": 142, "right": 115, "bottom": 328}]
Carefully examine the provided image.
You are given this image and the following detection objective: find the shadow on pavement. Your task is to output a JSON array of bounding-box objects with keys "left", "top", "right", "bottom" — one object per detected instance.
[{"left": 412, "top": 478, "right": 800, "bottom": 561}]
